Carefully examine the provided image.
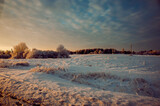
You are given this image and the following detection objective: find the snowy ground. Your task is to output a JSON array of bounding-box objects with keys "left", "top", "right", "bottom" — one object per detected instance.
[{"left": 0, "top": 54, "right": 160, "bottom": 105}]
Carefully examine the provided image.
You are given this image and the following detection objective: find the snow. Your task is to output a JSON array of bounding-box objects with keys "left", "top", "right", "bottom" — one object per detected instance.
[{"left": 0, "top": 54, "right": 160, "bottom": 105}]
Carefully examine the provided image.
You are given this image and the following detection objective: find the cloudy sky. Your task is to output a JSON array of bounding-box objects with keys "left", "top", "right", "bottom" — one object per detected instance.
[{"left": 0, "top": 0, "right": 160, "bottom": 51}]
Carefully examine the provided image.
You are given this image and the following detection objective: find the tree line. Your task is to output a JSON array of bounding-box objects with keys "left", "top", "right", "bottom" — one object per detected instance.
[
  {"left": 0, "top": 42, "right": 70, "bottom": 59},
  {"left": 0, "top": 43, "right": 160, "bottom": 59},
  {"left": 70, "top": 48, "right": 160, "bottom": 55},
  {"left": 69, "top": 48, "right": 134, "bottom": 55}
]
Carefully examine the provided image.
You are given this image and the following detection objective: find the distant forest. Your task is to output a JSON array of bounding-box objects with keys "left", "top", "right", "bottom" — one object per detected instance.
[
  {"left": 69, "top": 48, "right": 133, "bottom": 54},
  {"left": 0, "top": 43, "right": 160, "bottom": 59},
  {"left": 69, "top": 48, "right": 160, "bottom": 55}
]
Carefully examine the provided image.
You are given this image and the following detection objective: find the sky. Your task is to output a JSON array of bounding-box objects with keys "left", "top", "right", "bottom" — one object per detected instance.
[{"left": 0, "top": 0, "right": 160, "bottom": 51}]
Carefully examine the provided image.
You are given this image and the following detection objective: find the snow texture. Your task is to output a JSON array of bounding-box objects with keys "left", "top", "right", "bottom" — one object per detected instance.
[{"left": 0, "top": 54, "right": 160, "bottom": 105}]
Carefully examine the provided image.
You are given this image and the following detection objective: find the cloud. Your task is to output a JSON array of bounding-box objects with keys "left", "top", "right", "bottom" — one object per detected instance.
[
  {"left": 0, "top": 0, "right": 4, "bottom": 17},
  {"left": 0, "top": 0, "right": 160, "bottom": 51}
]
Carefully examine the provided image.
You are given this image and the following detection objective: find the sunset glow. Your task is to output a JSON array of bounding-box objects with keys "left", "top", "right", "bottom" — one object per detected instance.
[{"left": 0, "top": 0, "right": 160, "bottom": 51}]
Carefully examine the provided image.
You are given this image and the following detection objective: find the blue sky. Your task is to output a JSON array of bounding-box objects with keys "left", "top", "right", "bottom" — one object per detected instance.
[{"left": 0, "top": 0, "right": 160, "bottom": 51}]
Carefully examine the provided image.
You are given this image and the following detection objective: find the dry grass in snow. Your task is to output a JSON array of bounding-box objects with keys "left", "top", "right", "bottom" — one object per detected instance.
[
  {"left": 28, "top": 65, "right": 157, "bottom": 98},
  {"left": 0, "top": 60, "right": 29, "bottom": 68},
  {"left": 71, "top": 72, "right": 120, "bottom": 80},
  {"left": 130, "top": 78, "right": 154, "bottom": 97},
  {"left": 29, "top": 66, "right": 155, "bottom": 97},
  {"left": 60, "top": 72, "right": 155, "bottom": 97},
  {"left": 30, "top": 66, "right": 66, "bottom": 74}
]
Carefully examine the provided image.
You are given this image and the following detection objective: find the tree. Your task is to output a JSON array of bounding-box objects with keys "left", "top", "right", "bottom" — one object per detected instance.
[
  {"left": 57, "top": 44, "right": 70, "bottom": 58},
  {"left": 121, "top": 48, "right": 125, "bottom": 54},
  {"left": 98, "top": 50, "right": 103, "bottom": 54},
  {"left": 11, "top": 42, "right": 29, "bottom": 59},
  {"left": 57, "top": 45, "right": 65, "bottom": 52},
  {"left": 0, "top": 50, "right": 11, "bottom": 59}
]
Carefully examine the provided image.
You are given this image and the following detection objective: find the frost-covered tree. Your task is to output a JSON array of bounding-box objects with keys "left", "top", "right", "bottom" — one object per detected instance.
[
  {"left": 0, "top": 50, "right": 11, "bottom": 59},
  {"left": 57, "top": 45, "right": 65, "bottom": 52},
  {"left": 11, "top": 42, "right": 29, "bottom": 59},
  {"left": 26, "top": 49, "right": 58, "bottom": 59},
  {"left": 57, "top": 44, "right": 70, "bottom": 58},
  {"left": 26, "top": 48, "right": 42, "bottom": 59}
]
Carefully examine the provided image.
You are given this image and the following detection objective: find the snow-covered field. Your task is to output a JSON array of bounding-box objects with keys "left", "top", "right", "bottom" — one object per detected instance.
[{"left": 0, "top": 54, "right": 160, "bottom": 105}]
